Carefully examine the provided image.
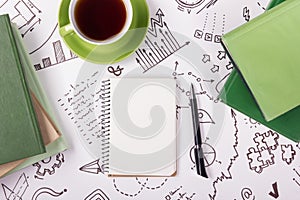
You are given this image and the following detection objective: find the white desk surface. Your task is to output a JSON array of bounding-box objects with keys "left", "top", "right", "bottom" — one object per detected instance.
[{"left": 1, "top": 0, "right": 299, "bottom": 199}]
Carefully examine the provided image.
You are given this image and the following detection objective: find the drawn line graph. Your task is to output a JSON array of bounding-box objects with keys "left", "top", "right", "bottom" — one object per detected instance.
[
  {"left": 135, "top": 9, "right": 190, "bottom": 73},
  {"left": 209, "top": 109, "right": 239, "bottom": 200}
]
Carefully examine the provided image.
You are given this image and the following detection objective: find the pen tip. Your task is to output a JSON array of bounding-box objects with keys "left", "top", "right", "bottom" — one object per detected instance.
[{"left": 190, "top": 83, "right": 194, "bottom": 94}]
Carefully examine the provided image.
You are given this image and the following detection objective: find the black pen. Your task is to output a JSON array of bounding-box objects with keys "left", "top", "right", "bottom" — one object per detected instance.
[{"left": 189, "top": 83, "right": 208, "bottom": 178}]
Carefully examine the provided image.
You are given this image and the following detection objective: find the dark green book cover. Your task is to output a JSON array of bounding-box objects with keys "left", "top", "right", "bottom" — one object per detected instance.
[
  {"left": 219, "top": 0, "right": 300, "bottom": 142},
  {"left": 0, "top": 14, "right": 45, "bottom": 165}
]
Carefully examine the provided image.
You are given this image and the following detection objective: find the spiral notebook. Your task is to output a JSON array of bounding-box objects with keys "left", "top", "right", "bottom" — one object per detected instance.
[{"left": 100, "top": 78, "right": 177, "bottom": 176}]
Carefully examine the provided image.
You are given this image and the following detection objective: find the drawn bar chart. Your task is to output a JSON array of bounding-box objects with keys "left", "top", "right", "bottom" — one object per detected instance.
[
  {"left": 34, "top": 40, "right": 77, "bottom": 71},
  {"left": 135, "top": 9, "right": 190, "bottom": 73}
]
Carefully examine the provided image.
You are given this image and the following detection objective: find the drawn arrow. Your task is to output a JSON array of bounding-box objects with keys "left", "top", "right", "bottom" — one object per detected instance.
[
  {"left": 22, "top": 18, "right": 41, "bottom": 37},
  {"left": 148, "top": 9, "right": 165, "bottom": 37},
  {"left": 211, "top": 65, "right": 219, "bottom": 73},
  {"left": 202, "top": 54, "right": 210, "bottom": 63},
  {"left": 196, "top": 0, "right": 218, "bottom": 14},
  {"left": 209, "top": 109, "right": 239, "bottom": 199},
  {"left": 217, "top": 51, "right": 226, "bottom": 60},
  {"left": 194, "top": 29, "right": 203, "bottom": 39},
  {"left": 203, "top": 79, "right": 214, "bottom": 83},
  {"left": 226, "top": 62, "right": 233, "bottom": 70},
  {"left": 268, "top": 182, "right": 279, "bottom": 199}
]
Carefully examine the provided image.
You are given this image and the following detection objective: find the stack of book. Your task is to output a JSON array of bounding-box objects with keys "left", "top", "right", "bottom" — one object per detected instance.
[
  {"left": 220, "top": 0, "right": 300, "bottom": 142},
  {"left": 0, "top": 14, "right": 67, "bottom": 177}
]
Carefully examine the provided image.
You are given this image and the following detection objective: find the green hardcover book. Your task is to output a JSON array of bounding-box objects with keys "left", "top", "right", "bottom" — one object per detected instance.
[
  {"left": 0, "top": 23, "right": 68, "bottom": 178},
  {"left": 219, "top": 0, "right": 300, "bottom": 142},
  {"left": 0, "top": 14, "right": 45, "bottom": 165},
  {"left": 5, "top": 23, "right": 68, "bottom": 176},
  {"left": 221, "top": 0, "right": 300, "bottom": 121}
]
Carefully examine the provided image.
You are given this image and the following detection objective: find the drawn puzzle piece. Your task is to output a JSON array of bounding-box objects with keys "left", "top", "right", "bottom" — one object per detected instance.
[
  {"left": 253, "top": 132, "right": 268, "bottom": 151},
  {"left": 247, "top": 147, "right": 264, "bottom": 174},
  {"left": 281, "top": 144, "right": 296, "bottom": 165},
  {"left": 258, "top": 147, "right": 275, "bottom": 168},
  {"left": 262, "top": 131, "right": 279, "bottom": 150},
  {"left": 247, "top": 131, "right": 279, "bottom": 174}
]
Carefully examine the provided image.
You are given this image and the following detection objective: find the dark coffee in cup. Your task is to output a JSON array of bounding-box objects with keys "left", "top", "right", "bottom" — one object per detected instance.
[{"left": 74, "top": 0, "right": 129, "bottom": 42}]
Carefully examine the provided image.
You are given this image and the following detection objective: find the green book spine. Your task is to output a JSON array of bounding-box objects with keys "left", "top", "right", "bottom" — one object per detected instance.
[{"left": 0, "top": 14, "right": 45, "bottom": 165}]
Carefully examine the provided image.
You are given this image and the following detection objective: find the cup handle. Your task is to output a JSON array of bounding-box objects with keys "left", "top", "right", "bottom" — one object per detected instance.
[{"left": 59, "top": 23, "right": 74, "bottom": 37}]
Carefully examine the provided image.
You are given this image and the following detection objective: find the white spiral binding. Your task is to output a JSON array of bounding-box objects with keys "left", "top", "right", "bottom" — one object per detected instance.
[{"left": 100, "top": 79, "right": 111, "bottom": 173}]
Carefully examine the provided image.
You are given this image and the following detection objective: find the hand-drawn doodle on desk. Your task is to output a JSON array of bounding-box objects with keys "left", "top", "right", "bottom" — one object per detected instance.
[
  {"left": 107, "top": 65, "right": 124, "bottom": 77},
  {"left": 165, "top": 185, "right": 196, "bottom": 200},
  {"left": 31, "top": 187, "right": 67, "bottom": 200},
  {"left": 244, "top": 117, "right": 260, "bottom": 129},
  {"left": 112, "top": 177, "right": 168, "bottom": 198},
  {"left": 135, "top": 9, "right": 190, "bottom": 73},
  {"left": 188, "top": 71, "right": 214, "bottom": 90},
  {"left": 209, "top": 109, "right": 240, "bottom": 200},
  {"left": 172, "top": 60, "right": 218, "bottom": 145},
  {"left": 0, "top": 0, "right": 58, "bottom": 54},
  {"left": 2, "top": 173, "right": 29, "bottom": 200},
  {"left": 217, "top": 50, "right": 226, "bottom": 60},
  {"left": 32, "top": 153, "right": 65, "bottom": 179},
  {"left": 243, "top": 7, "right": 251, "bottom": 22},
  {"left": 33, "top": 40, "right": 77, "bottom": 71},
  {"left": 8, "top": 0, "right": 41, "bottom": 38},
  {"left": 239, "top": 187, "right": 255, "bottom": 200},
  {"left": 198, "top": 49, "right": 233, "bottom": 95},
  {"left": 268, "top": 182, "right": 279, "bottom": 199},
  {"left": 79, "top": 159, "right": 104, "bottom": 175},
  {"left": 257, "top": 1, "right": 267, "bottom": 11},
  {"left": 172, "top": 61, "right": 184, "bottom": 79},
  {"left": 203, "top": 54, "right": 211, "bottom": 63},
  {"left": 176, "top": 105, "right": 188, "bottom": 119},
  {"left": 293, "top": 167, "right": 300, "bottom": 188},
  {"left": 0, "top": 0, "right": 9, "bottom": 9},
  {"left": 215, "top": 72, "right": 230, "bottom": 94},
  {"left": 190, "top": 142, "right": 216, "bottom": 171},
  {"left": 175, "top": 0, "right": 219, "bottom": 14},
  {"left": 194, "top": 12, "right": 226, "bottom": 43},
  {"left": 172, "top": 60, "right": 216, "bottom": 102},
  {"left": 198, "top": 109, "right": 215, "bottom": 124},
  {"left": 280, "top": 144, "right": 296, "bottom": 165},
  {"left": 58, "top": 70, "right": 104, "bottom": 147},
  {"left": 246, "top": 131, "right": 279, "bottom": 174},
  {"left": 84, "top": 189, "right": 110, "bottom": 200}
]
